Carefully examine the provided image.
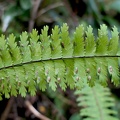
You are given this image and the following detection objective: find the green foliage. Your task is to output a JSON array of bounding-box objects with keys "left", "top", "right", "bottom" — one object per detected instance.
[
  {"left": 1, "top": 0, "right": 32, "bottom": 32},
  {"left": 0, "top": 24, "right": 119, "bottom": 99},
  {"left": 75, "top": 84, "right": 119, "bottom": 120}
]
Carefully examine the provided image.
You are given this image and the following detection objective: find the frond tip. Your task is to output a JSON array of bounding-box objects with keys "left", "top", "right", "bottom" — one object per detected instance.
[{"left": 0, "top": 24, "right": 119, "bottom": 98}]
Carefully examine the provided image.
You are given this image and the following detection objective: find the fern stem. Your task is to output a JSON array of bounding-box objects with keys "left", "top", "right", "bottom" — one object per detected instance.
[
  {"left": 0, "top": 55, "right": 119, "bottom": 71},
  {"left": 92, "top": 88, "right": 104, "bottom": 120}
]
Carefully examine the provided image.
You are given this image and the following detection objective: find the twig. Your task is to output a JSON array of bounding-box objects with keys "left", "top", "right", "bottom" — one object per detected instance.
[
  {"left": 28, "top": 0, "right": 43, "bottom": 32},
  {"left": 37, "top": 2, "right": 64, "bottom": 18},
  {"left": 41, "top": 93, "right": 67, "bottom": 120},
  {"left": 1, "top": 97, "right": 14, "bottom": 120},
  {"left": 25, "top": 100, "right": 51, "bottom": 120}
]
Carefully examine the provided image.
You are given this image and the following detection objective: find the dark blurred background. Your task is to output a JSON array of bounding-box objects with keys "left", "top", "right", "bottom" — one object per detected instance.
[{"left": 0, "top": 0, "right": 120, "bottom": 120}]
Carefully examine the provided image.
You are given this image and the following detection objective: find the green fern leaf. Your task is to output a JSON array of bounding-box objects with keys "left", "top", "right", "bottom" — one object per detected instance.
[
  {"left": 74, "top": 59, "right": 86, "bottom": 89},
  {"left": 0, "top": 70, "right": 10, "bottom": 98},
  {"left": 30, "top": 29, "right": 41, "bottom": 60},
  {"left": 60, "top": 23, "right": 73, "bottom": 57},
  {"left": 96, "top": 24, "right": 108, "bottom": 55},
  {"left": 0, "top": 24, "right": 119, "bottom": 99},
  {"left": 107, "top": 26, "right": 119, "bottom": 85},
  {"left": 51, "top": 26, "right": 62, "bottom": 58},
  {"left": 40, "top": 26, "right": 51, "bottom": 59},
  {"left": 14, "top": 66, "right": 27, "bottom": 97},
  {"left": 85, "top": 25, "right": 96, "bottom": 56},
  {"left": 0, "top": 70, "right": 7, "bottom": 95},
  {"left": 85, "top": 58, "right": 96, "bottom": 87},
  {"left": 24, "top": 64, "right": 36, "bottom": 96},
  {"left": 34, "top": 62, "right": 46, "bottom": 91},
  {"left": 54, "top": 60, "right": 66, "bottom": 90},
  {"left": 73, "top": 25, "right": 84, "bottom": 56},
  {"left": 6, "top": 68, "right": 17, "bottom": 96},
  {"left": 0, "top": 56, "right": 4, "bottom": 68},
  {"left": 7, "top": 34, "right": 22, "bottom": 64},
  {"left": 44, "top": 61, "right": 57, "bottom": 91},
  {"left": 20, "top": 32, "right": 31, "bottom": 62},
  {"left": 108, "top": 26, "right": 119, "bottom": 55},
  {"left": 0, "top": 35, "right": 13, "bottom": 67},
  {"left": 107, "top": 58, "right": 119, "bottom": 85},
  {"left": 75, "top": 84, "right": 119, "bottom": 120},
  {"left": 64, "top": 59, "right": 74, "bottom": 89},
  {"left": 34, "top": 62, "right": 47, "bottom": 91},
  {"left": 96, "top": 58, "right": 108, "bottom": 86}
]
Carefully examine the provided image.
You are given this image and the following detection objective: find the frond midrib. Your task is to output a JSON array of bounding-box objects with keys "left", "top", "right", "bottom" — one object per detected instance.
[
  {"left": 92, "top": 88, "right": 104, "bottom": 120},
  {"left": 0, "top": 55, "right": 119, "bottom": 71}
]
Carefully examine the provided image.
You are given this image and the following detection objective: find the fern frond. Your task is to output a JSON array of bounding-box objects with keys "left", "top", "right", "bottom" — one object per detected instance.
[
  {"left": 108, "top": 26, "right": 119, "bottom": 55},
  {"left": 74, "top": 59, "right": 86, "bottom": 89},
  {"left": 40, "top": 26, "right": 51, "bottom": 59},
  {"left": 96, "top": 24, "right": 109, "bottom": 55},
  {"left": 73, "top": 24, "right": 84, "bottom": 56},
  {"left": 85, "top": 25, "right": 96, "bottom": 56},
  {"left": 60, "top": 23, "right": 73, "bottom": 57},
  {"left": 51, "top": 26, "right": 62, "bottom": 59},
  {"left": 75, "top": 84, "right": 119, "bottom": 120},
  {"left": 0, "top": 23, "right": 119, "bottom": 98}
]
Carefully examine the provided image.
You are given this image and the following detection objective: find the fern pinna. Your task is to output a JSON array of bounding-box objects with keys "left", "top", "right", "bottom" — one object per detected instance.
[
  {"left": 75, "top": 84, "right": 118, "bottom": 120},
  {"left": 0, "top": 23, "right": 119, "bottom": 99}
]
